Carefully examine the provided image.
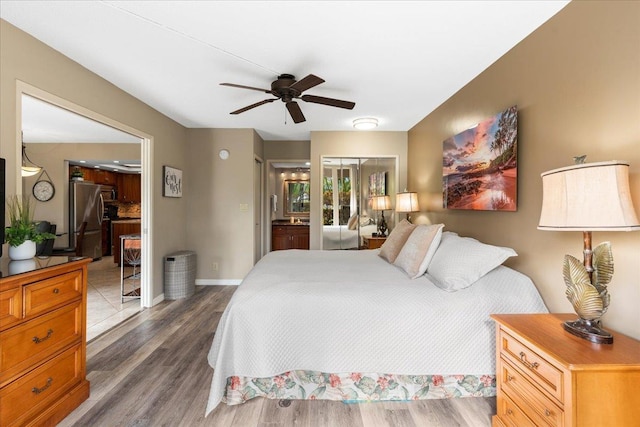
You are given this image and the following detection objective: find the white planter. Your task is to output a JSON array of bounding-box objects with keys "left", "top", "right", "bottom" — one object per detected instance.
[
  {"left": 9, "top": 240, "right": 36, "bottom": 261},
  {"left": 8, "top": 258, "right": 37, "bottom": 275}
]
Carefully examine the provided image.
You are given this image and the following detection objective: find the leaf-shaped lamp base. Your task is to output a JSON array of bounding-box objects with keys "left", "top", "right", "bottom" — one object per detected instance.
[{"left": 563, "top": 319, "right": 613, "bottom": 344}]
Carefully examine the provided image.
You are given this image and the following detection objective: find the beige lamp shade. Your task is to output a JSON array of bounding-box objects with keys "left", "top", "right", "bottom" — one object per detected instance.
[
  {"left": 371, "top": 195, "right": 391, "bottom": 211},
  {"left": 396, "top": 192, "right": 419, "bottom": 213},
  {"left": 538, "top": 161, "right": 640, "bottom": 231}
]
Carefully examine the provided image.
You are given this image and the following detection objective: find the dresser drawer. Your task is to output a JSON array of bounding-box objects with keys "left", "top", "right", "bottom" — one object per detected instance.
[
  {"left": 496, "top": 392, "right": 536, "bottom": 427},
  {"left": 499, "top": 357, "right": 564, "bottom": 427},
  {"left": 0, "top": 286, "right": 22, "bottom": 330},
  {"left": 24, "top": 271, "right": 82, "bottom": 317},
  {"left": 499, "top": 329, "right": 564, "bottom": 404},
  {"left": 0, "top": 302, "right": 81, "bottom": 385},
  {"left": 0, "top": 344, "right": 83, "bottom": 427}
]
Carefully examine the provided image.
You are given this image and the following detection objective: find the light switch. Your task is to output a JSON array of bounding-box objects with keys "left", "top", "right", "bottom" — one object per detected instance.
[{"left": 239, "top": 203, "right": 249, "bottom": 212}]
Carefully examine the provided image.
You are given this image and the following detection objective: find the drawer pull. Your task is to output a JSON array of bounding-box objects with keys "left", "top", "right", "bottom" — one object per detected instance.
[
  {"left": 53, "top": 288, "right": 60, "bottom": 294},
  {"left": 506, "top": 374, "right": 514, "bottom": 382},
  {"left": 519, "top": 351, "right": 539, "bottom": 370},
  {"left": 32, "top": 377, "right": 53, "bottom": 395},
  {"left": 32, "top": 328, "right": 54, "bottom": 344},
  {"left": 506, "top": 409, "right": 513, "bottom": 415},
  {"left": 545, "top": 409, "right": 551, "bottom": 416}
]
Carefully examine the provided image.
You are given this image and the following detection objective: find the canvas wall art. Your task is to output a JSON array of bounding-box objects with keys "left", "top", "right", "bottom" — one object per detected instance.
[
  {"left": 163, "top": 165, "right": 182, "bottom": 198},
  {"left": 368, "top": 171, "right": 387, "bottom": 196},
  {"left": 442, "top": 105, "right": 517, "bottom": 211}
]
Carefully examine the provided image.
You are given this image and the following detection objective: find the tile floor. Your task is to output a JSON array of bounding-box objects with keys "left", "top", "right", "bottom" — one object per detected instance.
[{"left": 86, "top": 257, "right": 141, "bottom": 342}]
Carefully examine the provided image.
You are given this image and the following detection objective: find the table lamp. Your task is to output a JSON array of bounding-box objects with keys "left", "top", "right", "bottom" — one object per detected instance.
[
  {"left": 371, "top": 195, "right": 391, "bottom": 236},
  {"left": 396, "top": 190, "right": 419, "bottom": 223},
  {"left": 538, "top": 159, "right": 640, "bottom": 344}
]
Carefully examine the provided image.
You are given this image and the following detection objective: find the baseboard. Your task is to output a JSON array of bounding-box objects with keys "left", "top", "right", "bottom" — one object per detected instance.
[
  {"left": 196, "top": 279, "right": 242, "bottom": 286},
  {"left": 152, "top": 292, "right": 165, "bottom": 306}
]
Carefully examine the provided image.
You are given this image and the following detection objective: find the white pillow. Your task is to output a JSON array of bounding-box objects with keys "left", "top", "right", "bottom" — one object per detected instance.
[
  {"left": 347, "top": 214, "right": 358, "bottom": 230},
  {"left": 378, "top": 219, "right": 416, "bottom": 263},
  {"left": 393, "top": 224, "right": 444, "bottom": 279},
  {"left": 426, "top": 232, "right": 517, "bottom": 291}
]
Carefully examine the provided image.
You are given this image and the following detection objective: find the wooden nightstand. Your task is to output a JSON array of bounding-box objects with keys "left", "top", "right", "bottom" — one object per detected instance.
[
  {"left": 362, "top": 236, "right": 387, "bottom": 249},
  {"left": 491, "top": 313, "right": 640, "bottom": 427}
]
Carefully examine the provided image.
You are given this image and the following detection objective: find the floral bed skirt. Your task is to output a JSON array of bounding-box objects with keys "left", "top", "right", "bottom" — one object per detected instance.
[{"left": 223, "top": 371, "right": 496, "bottom": 405}]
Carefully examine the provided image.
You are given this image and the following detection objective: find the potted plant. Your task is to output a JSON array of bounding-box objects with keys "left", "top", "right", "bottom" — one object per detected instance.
[
  {"left": 5, "top": 195, "right": 54, "bottom": 260},
  {"left": 71, "top": 166, "right": 84, "bottom": 181}
]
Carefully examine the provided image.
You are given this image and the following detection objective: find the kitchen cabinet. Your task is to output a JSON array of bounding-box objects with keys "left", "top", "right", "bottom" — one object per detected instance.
[
  {"left": 112, "top": 220, "right": 141, "bottom": 265},
  {"left": 0, "top": 257, "right": 92, "bottom": 427},
  {"left": 68, "top": 166, "right": 116, "bottom": 186},
  {"left": 272, "top": 224, "right": 309, "bottom": 251},
  {"left": 117, "top": 173, "right": 141, "bottom": 202}
]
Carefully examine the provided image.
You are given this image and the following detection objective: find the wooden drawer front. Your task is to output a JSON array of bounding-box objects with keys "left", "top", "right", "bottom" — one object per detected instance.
[
  {"left": 0, "top": 287, "right": 22, "bottom": 330},
  {"left": 500, "top": 358, "right": 564, "bottom": 427},
  {"left": 499, "top": 329, "right": 564, "bottom": 404},
  {"left": 0, "top": 303, "right": 81, "bottom": 385},
  {"left": 0, "top": 344, "right": 82, "bottom": 427},
  {"left": 273, "top": 226, "right": 288, "bottom": 235},
  {"left": 496, "top": 393, "right": 536, "bottom": 427},
  {"left": 24, "top": 271, "right": 82, "bottom": 317}
]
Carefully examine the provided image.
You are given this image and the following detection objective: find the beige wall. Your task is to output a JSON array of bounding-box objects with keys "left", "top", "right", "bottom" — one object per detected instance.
[
  {"left": 407, "top": 1, "right": 640, "bottom": 339},
  {"left": 264, "top": 140, "right": 311, "bottom": 160},
  {"left": 186, "top": 128, "right": 262, "bottom": 281},
  {"left": 1, "top": 19, "right": 188, "bottom": 302},
  {"left": 310, "top": 131, "right": 408, "bottom": 249}
]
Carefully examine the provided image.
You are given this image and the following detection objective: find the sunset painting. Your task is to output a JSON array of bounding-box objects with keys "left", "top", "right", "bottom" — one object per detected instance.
[{"left": 442, "top": 105, "right": 517, "bottom": 211}]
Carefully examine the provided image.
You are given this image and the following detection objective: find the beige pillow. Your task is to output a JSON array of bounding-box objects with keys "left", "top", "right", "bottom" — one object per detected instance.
[
  {"left": 394, "top": 224, "right": 444, "bottom": 279},
  {"left": 378, "top": 219, "right": 416, "bottom": 263},
  {"left": 347, "top": 214, "right": 358, "bottom": 230}
]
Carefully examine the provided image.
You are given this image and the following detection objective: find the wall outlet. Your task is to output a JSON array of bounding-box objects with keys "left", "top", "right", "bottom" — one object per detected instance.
[{"left": 212, "top": 262, "right": 219, "bottom": 272}]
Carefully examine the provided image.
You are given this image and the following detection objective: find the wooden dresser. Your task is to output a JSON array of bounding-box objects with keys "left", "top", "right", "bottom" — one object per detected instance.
[
  {"left": 491, "top": 313, "right": 640, "bottom": 427},
  {"left": 0, "top": 256, "right": 92, "bottom": 426},
  {"left": 271, "top": 223, "right": 309, "bottom": 251}
]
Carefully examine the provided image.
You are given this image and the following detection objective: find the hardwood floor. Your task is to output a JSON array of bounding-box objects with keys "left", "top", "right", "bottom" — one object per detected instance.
[{"left": 60, "top": 285, "right": 495, "bottom": 426}]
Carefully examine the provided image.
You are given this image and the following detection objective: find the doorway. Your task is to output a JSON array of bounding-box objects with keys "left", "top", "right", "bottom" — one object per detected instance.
[{"left": 17, "top": 82, "right": 152, "bottom": 340}]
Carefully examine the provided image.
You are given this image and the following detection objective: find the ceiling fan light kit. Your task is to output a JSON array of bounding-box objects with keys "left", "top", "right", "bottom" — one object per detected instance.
[
  {"left": 221, "top": 74, "right": 355, "bottom": 124},
  {"left": 353, "top": 117, "right": 379, "bottom": 130}
]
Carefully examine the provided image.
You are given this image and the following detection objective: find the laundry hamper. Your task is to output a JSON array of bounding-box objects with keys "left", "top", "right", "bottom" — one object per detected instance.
[{"left": 164, "top": 250, "right": 197, "bottom": 299}]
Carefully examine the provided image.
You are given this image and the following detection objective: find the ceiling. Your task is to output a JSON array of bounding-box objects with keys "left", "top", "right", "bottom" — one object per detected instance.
[{"left": 1, "top": 1, "right": 569, "bottom": 142}]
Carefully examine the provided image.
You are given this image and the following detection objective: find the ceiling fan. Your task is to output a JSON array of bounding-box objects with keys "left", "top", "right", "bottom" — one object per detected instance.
[{"left": 220, "top": 74, "right": 356, "bottom": 123}]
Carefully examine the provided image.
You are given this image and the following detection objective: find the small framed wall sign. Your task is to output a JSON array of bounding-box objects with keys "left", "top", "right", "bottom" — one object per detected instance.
[{"left": 163, "top": 165, "right": 182, "bottom": 198}]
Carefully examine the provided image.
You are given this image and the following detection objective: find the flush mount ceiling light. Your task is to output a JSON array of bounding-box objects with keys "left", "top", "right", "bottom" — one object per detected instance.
[{"left": 353, "top": 117, "right": 378, "bottom": 130}]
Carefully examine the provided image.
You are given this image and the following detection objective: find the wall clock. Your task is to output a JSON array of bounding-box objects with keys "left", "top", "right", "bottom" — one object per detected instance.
[
  {"left": 219, "top": 149, "right": 230, "bottom": 160},
  {"left": 32, "top": 170, "right": 55, "bottom": 202}
]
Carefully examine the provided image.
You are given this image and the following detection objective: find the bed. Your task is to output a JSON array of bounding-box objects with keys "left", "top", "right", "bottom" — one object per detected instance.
[
  {"left": 206, "top": 231, "right": 548, "bottom": 414},
  {"left": 322, "top": 224, "right": 378, "bottom": 249}
]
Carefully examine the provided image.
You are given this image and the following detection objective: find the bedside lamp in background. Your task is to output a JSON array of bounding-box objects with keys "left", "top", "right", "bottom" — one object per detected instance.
[
  {"left": 396, "top": 190, "right": 420, "bottom": 223},
  {"left": 538, "top": 159, "right": 640, "bottom": 344},
  {"left": 371, "top": 195, "right": 391, "bottom": 237}
]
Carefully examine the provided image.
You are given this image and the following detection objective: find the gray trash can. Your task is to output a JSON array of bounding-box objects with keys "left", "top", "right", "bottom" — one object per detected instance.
[{"left": 164, "top": 250, "right": 196, "bottom": 299}]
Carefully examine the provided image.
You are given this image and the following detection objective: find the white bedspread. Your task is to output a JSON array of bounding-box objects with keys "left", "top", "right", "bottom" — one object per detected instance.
[{"left": 206, "top": 250, "right": 547, "bottom": 414}]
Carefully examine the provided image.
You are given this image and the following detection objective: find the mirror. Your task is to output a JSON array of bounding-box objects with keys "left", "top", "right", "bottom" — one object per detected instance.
[{"left": 284, "top": 180, "right": 310, "bottom": 217}]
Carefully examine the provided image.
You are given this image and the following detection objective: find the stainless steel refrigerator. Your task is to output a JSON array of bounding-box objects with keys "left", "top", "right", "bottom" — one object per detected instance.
[{"left": 69, "top": 181, "right": 103, "bottom": 259}]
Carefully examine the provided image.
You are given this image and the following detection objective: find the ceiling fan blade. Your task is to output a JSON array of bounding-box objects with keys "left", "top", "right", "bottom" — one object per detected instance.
[
  {"left": 289, "top": 74, "right": 325, "bottom": 93},
  {"left": 230, "top": 98, "right": 277, "bottom": 115},
  {"left": 300, "top": 94, "right": 356, "bottom": 110},
  {"left": 220, "top": 82, "right": 270, "bottom": 93},
  {"left": 286, "top": 101, "right": 306, "bottom": 123}
]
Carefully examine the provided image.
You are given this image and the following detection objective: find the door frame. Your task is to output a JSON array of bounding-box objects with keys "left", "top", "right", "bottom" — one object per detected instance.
[{"left": 15, "top": 81, "right": 154, "bottom": 308}]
